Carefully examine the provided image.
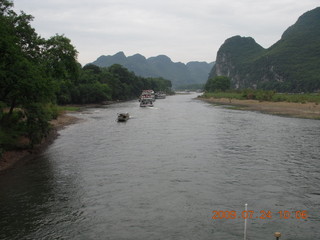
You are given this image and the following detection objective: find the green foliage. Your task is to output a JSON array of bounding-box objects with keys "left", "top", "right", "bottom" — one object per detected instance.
[
  {"left": 0, "top": 127, "right": 20, "bottom": 151},
  {"left": 273, "top": 93, "right": 320, "bottom": 103},
  {"left": 24, "top": 103, "right": 51, "bottom": 147},
  {"left": 202, "top": 90, "right": 320, "bottom": 103},
  {"left": 75, "top": 83, "right": 111, "bottom": 103},
  {"left": 41, "top": 35, "right": 80, "bottom": 105},
  {"left": 201, "top": 91, "right": 243, "bottom": 100},
  {"left": 145, "top": 77, "right": 172, "bottom": 93},
  {"left": 241, "top": 89, "right": 276, "bottom": 101},
  {"left": 0, "top": 1, "right": 70, "bottom": 152},
  {"left": 74, "top": 64, "right": 173, "bottom": 102},
  {"left": 43, "top": 34, "right": 79, "bottom": 81},
  {"left": 0, "top": 109, "right": 27, "bottom": 151},
  {"left": 205, "top": 76, "right": 231, "bottom": 92},
  {"left": 45, "top": 103, "right": 59, "bottom": 119}
]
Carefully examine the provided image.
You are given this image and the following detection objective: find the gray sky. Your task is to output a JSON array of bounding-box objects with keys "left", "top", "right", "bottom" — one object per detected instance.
[{"left": 14, "top": 0, "right": 319, "bottom": 66}]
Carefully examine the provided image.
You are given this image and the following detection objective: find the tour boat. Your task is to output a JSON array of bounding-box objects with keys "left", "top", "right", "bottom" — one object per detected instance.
[
  {"left": 140, "top": 99, "right": 154, "bottom": 107},
  {"left": 139, "top": 90, "right": 155, "bottom": 102}
]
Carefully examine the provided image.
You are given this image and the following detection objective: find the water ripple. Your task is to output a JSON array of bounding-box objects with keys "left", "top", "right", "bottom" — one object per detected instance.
[{"left": 0, "top": 94, "right": 319, "bottom": 240}]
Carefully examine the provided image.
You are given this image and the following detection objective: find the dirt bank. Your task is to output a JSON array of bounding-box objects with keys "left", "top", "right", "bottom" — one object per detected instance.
[
  {"left": 199, "top": 97, "right": 320, "bottom": 119},
  {"left": 0, "top": 112, "right": 80, "bottom": 173}
]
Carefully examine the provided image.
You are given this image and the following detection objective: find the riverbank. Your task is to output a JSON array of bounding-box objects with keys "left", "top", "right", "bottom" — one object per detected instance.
[
  {"left": 199, "top": 97, "right": 320, "bottom": 119},
  {"left": 0, "top": 112, "right": 80, "bottom": 173}
]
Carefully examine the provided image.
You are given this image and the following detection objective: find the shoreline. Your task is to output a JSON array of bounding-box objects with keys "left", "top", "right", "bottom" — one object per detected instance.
[
  {"left": 199, "top": 97, "right": 320, "bottom": 120},
  {"left": 0, "top": 112, "right": 80, "bottom": 173},
  {"left": 0, "top": 100, "right": 131, "bottom": 173}
]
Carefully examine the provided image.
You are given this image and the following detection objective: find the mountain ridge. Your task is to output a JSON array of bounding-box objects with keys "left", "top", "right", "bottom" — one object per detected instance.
[
  {"left": 89, "top": 52, "right": 214, "bottom": 88},
  {"left": 209, "top": 7, "right": 320, "bottom": 92}
]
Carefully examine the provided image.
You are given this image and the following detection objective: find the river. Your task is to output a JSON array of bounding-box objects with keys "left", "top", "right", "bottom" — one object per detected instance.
[{"left": 0, "top": 93, "right": 319, "bottom": 240}]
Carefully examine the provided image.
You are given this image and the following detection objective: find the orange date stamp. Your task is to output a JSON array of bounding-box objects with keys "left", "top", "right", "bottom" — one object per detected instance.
[{"left": 212, "top": 210, "right": 308, "bottom": 220}]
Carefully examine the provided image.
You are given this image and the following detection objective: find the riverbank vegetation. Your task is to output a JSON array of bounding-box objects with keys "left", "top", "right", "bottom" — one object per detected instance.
[
  {"left": 204, "top": 76, "right": 231, "bottom": 92},
  {"left": 202, "top": 90, "right": 320, "bottom": 104},
  {"left": 0, "top": 0, "right": 172, "bottom": 157},
  {"left": 203, "top": 76, "right": 320, "bottom": 104},
  {"left": 201, "top": 77, "right": 320, "bottom": 119}
]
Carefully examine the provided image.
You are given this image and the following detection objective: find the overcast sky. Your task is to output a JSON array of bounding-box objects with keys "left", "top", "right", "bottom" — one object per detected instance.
[{"left": 14, "top": 0, "right": 319, "bottom": 66}]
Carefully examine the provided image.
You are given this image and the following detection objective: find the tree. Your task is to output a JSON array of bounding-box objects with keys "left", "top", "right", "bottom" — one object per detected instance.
[
  {"left": 0, "top": 1, "right": 47, "bottom": 150},
  {"left": 24, "top": 103, "right": 51, "bottom": 147},
  {"left": 43, "top": 34, "right": 79, "bottom": 81},
  {"left": 0, "top": 1, "right": 73, "bottom": 149},
  {"left": 42, "top": 34, "right": 79, "bottom": 104},
  {"left": 205, "top": 76, "right": 231, "bottom": 92},
  {"left": 83, "top": 64, "right": 102, "bottom": 75},
  {"left": 0, "top": 0, "right": 53, "bottom": 114}
]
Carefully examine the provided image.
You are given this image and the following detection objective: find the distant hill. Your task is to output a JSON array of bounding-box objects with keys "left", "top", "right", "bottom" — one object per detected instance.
[
  {"left": 89, "top": 52, "right": 214, "bottom": 88},
  {"left": 209, "top": 7, "right": 320, "bottom": 92}
]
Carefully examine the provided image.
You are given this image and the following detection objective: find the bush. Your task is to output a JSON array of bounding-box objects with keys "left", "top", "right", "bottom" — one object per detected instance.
[
  {"left": 0, "top": 111, "right": 27, "bottom": 151},
  {"left": 24, "top": 103, "right": 52, "bottom": 147},
  {"left": 44, "top": 104, "right": 59, "bottom": 120},
  {"left": 241, "top": 89, "right": 275, "bottom": 101},
  {"left": 205, "top": 76, "right": 231, "bottom": 92}
]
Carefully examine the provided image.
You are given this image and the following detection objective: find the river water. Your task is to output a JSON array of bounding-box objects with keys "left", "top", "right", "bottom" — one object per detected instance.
[{"left": 0, "top": 93, "right": 320, "bottom": 240}]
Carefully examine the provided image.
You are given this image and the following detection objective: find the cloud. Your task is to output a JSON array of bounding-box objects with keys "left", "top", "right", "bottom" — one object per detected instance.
[{"left": 13, "top": 0, "right": 319, "bottom": 65}]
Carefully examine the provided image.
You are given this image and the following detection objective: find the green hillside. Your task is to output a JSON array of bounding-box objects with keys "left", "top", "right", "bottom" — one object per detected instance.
[{"left": 209, "top": 7, "right": 320, "bottom": 92}]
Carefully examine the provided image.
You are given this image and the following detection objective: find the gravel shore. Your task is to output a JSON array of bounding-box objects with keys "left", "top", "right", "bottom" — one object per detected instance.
[{"left": 200, "top": 97, "right": 320, "bottom": 119}]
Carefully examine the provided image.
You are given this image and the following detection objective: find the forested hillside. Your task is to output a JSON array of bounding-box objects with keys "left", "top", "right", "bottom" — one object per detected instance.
[{"left": 209, "top": 7, "right": 320, "bottom": 92}]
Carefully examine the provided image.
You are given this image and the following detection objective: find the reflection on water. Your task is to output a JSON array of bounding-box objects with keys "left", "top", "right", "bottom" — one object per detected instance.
[{"left": 0, "top": 93, "right": 320, "bottom": 239}]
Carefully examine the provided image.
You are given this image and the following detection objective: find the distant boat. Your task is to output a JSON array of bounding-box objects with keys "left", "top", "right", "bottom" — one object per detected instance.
[
  {"left": 155, "top": 92, "right": 166, "bottom": 99},
  {"left": 117, "top": 113, "right": 129, "bottom": 122}
]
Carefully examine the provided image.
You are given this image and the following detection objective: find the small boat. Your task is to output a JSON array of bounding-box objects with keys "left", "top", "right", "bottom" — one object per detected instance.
[{"left": 117, "top": 113, "right": 129, "bottom": 122}]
